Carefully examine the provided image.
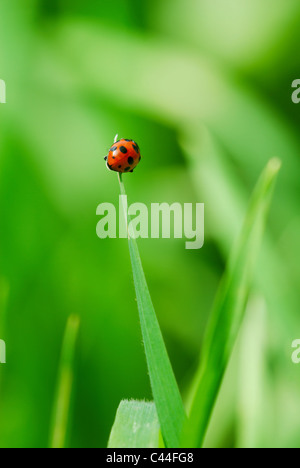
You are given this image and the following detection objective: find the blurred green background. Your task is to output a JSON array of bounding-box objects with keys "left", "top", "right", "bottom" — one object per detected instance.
[{"left": 0, "top": 0, "right": 300, "bottom": 448}]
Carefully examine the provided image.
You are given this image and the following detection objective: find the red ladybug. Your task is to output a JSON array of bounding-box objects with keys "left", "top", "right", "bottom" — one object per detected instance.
[{"left": 104, "top": 138, "right": 141, "bottom": 173}]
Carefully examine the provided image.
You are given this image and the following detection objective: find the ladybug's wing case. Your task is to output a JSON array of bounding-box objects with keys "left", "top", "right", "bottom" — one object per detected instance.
[
  {"left": 107, "top": 151, "right": 123, "bottom": 166},
  {"left": 107, "top": 139, "right": 141, "bottom": 173}
]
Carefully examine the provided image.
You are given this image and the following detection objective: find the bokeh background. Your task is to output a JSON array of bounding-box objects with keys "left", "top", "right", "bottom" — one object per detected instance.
[{"left": 1, "top": 0, "right": 300, "bottom": 448}]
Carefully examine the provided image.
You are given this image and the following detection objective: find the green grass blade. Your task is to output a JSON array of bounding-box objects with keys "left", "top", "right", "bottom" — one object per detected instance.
[
  {"left": 108, "top": 400, "right": 160, "bottom": 448},
  {"left": 118, "top": 173, "right": 187, "bottom": 448},
  {"left": 236, "top": 296, "right": 268, "bottom": 448},
  {"left": 49, "top": 314, "right": 80, "bottom": 449},
  {"left": 184, "top": 158, "right": 281, "bottom": 448}
]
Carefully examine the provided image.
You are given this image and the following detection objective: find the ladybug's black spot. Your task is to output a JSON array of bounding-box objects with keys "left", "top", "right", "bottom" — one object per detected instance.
[
  {"left": 132, "top": 144, "right": 139, "bottom": 153},
  {"left": 120, "top": 146, "right": 128, "bottom": 154},
  {"left": 110, "top": 146, "right": 118, "bottom": 152},
  {"left": 128, "top": 156, "right": 134, "bottom": 165},
  {"left": 118, "top": 165, "right": 122, "bottom": 169},
  {"left": 124, "top": 167, "right": 130, "bottom": 172}
]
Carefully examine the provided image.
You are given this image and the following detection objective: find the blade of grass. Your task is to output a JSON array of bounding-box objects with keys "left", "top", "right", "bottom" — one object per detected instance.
[
  {"left": 108, "top": 400, "right": 160, "bottom": 448},
  {"left": 49, "top": 314, "right": 80, "bottom": 449},
  {"left": 236, "top": 296, "right": 268, "bottom": 448},
  {"left": 183, "top": 158, "right": 281, "bottom": 447},
  {"left": 118, "top": 173, "right": 187, "bottom": 448}
]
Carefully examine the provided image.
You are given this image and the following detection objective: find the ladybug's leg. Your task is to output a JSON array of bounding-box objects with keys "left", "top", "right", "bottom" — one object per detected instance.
[{"left": 104, "top": 156, "right": 108, "bottom": 161}]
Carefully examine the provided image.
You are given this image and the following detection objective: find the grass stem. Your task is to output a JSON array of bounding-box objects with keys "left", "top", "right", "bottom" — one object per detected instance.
[{"left": 118, "top": 173, "right": 187, "bottom": 448}]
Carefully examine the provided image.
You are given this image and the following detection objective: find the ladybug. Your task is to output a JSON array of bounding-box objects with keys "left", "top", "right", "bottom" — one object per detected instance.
[{"left": 104, "top": 138, "right": 141, "bottom": 173}]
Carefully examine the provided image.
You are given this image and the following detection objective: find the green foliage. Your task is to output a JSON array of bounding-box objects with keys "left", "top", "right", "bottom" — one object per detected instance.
[
  {"left": 184, "top": 158, "right": 281, "bottom": 447},
  {"left": 49, "top": 315, "right": 80, "bottom": 449},
  {"left": 108, "top": 400, "right": 159, "bottom": 448},
  {"left": 111, "top": 159, "right": 280, "bottom": 448},
  {"left": 0, "top": 0, "right": 299, "bottom": 449}
]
